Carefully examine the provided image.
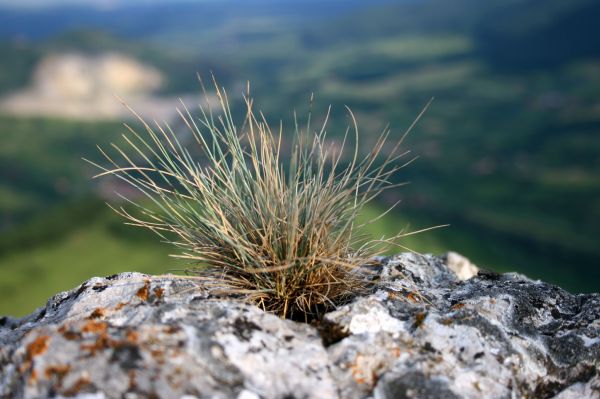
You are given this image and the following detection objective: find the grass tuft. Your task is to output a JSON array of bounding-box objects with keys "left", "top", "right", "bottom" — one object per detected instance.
[{"left": 88, "top": 79, "right": 425, "bottom": 320}]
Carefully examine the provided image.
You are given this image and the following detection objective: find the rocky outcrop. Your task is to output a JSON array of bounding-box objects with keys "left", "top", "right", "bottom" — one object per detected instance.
[
  {"left": 0, "top": 52, "right": 210, "bottom": 121},
  {"left": 1, "top": 253, "right": 598, "bottom": 398}
]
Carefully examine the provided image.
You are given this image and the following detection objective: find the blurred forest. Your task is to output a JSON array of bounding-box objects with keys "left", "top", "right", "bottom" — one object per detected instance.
[{"left": 0, "top": 0, "right": 599, "bottom": 316}]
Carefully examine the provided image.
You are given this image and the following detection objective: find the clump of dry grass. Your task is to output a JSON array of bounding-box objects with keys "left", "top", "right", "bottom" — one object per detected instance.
[{"left": 88, "top": 80, "right": 425, "bottom": 320}]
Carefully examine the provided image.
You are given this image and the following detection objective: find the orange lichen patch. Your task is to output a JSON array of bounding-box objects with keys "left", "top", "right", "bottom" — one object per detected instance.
[
  {"left": 153, "top": 286, "right": 165, "bottom": 299},
  {"left": 63, "top": 330, "right": 81, "bottom": 341},
  {"left": 390, "top": 347, "right": 402, "bottom": 357},
  {"left": 135, "top": 280, "right": 151, "bottom": 301},
  {"left": 26, "top": 335, "right": 51, "bottom": 362},
  {"left": 128, "top": 370, "right": 137, "bottom": 390},
  {"left": 388, "top": 290, "right": 422, "bottom": 303},
  {"left": 81, "top": 333, "right": 114, "bottom": 356},
  {"left": 62, "top": 376, "right": 91, "bottom": 396},
  {"left": 45, "top": 364, "right": 71, "bottom": 388},
  {"left": 406, "top": 292, "right": 420, "bottom": 303},
  {"left": 79, "top": 321, "right": 116, "bottom": 355},
  {"left": 59, "top": 324, "right": 81, "bottom": 340},
  {"left": 88, "top": 308, "right": 106, "bottom": 319},
  {"left": 81, "top": 320, "right": 108, "bottom": 334},
  {"left": 440, "top": 317, "right": 453, "bottom": 326},
  {"left": 163, "top": 325, "right": 181, "bottom": 334},
  {"left": 21, "top": 335, "right": 51, "bottom": 377},
  {"left": 412, "top": 312, "right": 427, "bottom": 329},
  {"left": 28, "top": 369, "right": 38, "bottom": 384},
  {"left": 80, "top": 323, "right": 143, "bottom": 356},
  {"left": 114, "top": 302, "right": 128, "bottom": 311},
  {"left": 126, "top": 330, "right": 139, "bottom": 344},
  {"left": 150, "top": 349, "right": 166, "bottom": 364},
  {"left": 350, "top": 355, "right": 381, "bottom": 386},
  {"left": 45, "top": 364, "right": 71, "bottom": 379},
  {"left": 451, "top": 303, "right": 465, "bottom": 311}
]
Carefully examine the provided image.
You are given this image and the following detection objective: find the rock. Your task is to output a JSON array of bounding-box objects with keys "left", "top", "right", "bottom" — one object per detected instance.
[
  {"left": 443, "top": 251, "right": 479, "bottom": 280},
  {"left": 1, "top": 253, "right": 598, "bottom": 399},
  {"left": 0, "top": 52, "right": 212, "bottom": 121}
]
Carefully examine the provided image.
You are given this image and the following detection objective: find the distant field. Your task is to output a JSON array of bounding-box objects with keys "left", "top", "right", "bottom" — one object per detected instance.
[
  {"left": 0, "top": 207, "right": 173, "bottom": 317},
  {"left": 0, "top": 196, "right": 595, "bottom": 317}
]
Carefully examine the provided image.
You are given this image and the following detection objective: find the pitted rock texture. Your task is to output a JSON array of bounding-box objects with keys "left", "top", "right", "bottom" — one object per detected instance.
[{"left": 1, "top": 253, "right": 599, "bottom": 399}]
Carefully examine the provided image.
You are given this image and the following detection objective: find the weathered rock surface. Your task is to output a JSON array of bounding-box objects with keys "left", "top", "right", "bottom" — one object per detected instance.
[{"left": 1, "top": 253, "right": 598, "bottom": 399}]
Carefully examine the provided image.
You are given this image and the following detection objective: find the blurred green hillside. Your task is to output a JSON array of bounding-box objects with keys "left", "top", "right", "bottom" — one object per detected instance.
[{"left": 0, "top": 0, "right": 599, "bottom": 316}]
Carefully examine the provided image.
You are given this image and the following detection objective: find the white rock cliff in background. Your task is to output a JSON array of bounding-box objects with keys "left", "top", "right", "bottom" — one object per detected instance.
[{"left": 0, "top": 52, "right": 202, "bottom": 121}]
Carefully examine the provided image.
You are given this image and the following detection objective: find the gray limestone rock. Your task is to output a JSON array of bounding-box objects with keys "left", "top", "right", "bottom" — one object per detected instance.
[{"left": 1, "top": 253, "right": 598, "bottom": 399}]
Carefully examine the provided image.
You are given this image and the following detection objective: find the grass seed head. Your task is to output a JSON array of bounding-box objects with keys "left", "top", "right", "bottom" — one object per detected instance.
[{"left": 90, "top": 80, "right": 419, "bottom": 320}]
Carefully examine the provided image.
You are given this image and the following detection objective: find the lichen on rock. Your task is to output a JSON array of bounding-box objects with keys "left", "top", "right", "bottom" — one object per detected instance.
[{"left": 1, "top": 253, "right": 599, "bottom": 399}]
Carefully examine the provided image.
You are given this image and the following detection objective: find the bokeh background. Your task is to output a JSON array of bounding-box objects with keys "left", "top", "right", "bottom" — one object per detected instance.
[{"left": 0, "top": 0, "right": 599, "bottom": 316}]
